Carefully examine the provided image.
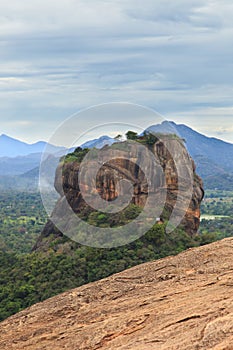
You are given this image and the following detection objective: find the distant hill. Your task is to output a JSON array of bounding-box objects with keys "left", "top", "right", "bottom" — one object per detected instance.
[
  {"left": 145, "top": 121, "right": 233, "bottom": 189},
  {"left": 0, "top": 151, "right": 40, "bottom": 190},
  {"left": 0, "top": 135, "right": 117, "bottom": 189},
  {"left": 202, "top": 173, "right": 233, "bottom": 191},
  {"left": 0, "top": 134, "right": 115, "bottom": 176},
  {"left": 0, "top": 134, "right": 66, "bottom": 187},
  {"left": 1, "top": 123, "right": 233, "bottom": 191},
  {"left": 80, "top": 135, "right": 116, "bottom": 149},
  {"left": 0, "top": 134, "right": 46, "bottom": 157},
  {"left": 0, "top": 134, "right": 65, "bottom": 158},
  {"left": 0, "top": 153, "right": 41, "bottom": 176},
  {"left": 146, "top": 121, "right": 233, "bottom": 173},
  {"left": 0, "top": 174, "right": 38, "bottom": 191}
]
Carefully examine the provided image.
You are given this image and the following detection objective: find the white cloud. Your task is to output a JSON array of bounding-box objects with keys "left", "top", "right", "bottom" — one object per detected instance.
[{"left": 0, "top": 0, "right": 233, "bottom": 142}]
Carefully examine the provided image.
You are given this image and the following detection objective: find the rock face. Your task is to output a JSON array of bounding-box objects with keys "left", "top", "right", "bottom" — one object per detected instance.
[
  {"left": 35, "top": 137, "right": 204, "bottom": 251},
  {"left": 1, "top": 237, "right": 233, "bottom": 349}
]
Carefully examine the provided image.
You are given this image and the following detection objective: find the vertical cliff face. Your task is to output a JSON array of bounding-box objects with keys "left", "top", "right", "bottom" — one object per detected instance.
[{"left": 34, "top": 136, "right": 204, "bottom": 251}]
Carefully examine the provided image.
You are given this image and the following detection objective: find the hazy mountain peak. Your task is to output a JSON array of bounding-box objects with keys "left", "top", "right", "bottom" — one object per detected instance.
[
  {"left": 80, "top": 135, "right": 116, "bottom": 149},
  {"left": 0, "top": 134, "right": 63, "bottom": 158},
  {"left": 1, "top": 122, "right": 233, "bottom": 189}
]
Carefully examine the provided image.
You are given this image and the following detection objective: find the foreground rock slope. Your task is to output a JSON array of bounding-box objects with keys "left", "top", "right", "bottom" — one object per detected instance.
[{"left": 1, "top": 237, "right": 233, "bottom": 349}]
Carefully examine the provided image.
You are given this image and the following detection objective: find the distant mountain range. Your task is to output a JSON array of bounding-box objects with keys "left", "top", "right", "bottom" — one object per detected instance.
[
  {"left": 0, "top": 134, "right": 116, "bottom": 159},
  {"left": 0, "top": 122, "right": 233, "bottom": 191},
  {"left": 80, "top": 135, "right": 116, "bottom": 149},
  {"left": 0, "top": 134, "right": 117, "bottom": 190},
  {"left": 0, "top": 134, "right": 51, "bottom": 157},
  {"left": 146, "top": 121, "right": 233, "bottom": 174},
  {"left": 0, "top": 153, "right": 42, "bottom": 176}
]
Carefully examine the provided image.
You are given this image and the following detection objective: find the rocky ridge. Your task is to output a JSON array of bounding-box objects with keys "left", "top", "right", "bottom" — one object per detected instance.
[{"left": 1, "top": 237, "right": 233, "bottom": 349}]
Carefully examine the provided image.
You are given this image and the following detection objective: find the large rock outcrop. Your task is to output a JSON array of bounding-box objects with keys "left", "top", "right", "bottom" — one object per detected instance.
[
  {"left": 34, "top": 136, "right": 204, "bottom": 250},
  {"left": 1, "top": 237, "right": 233, "bottom": 349}
]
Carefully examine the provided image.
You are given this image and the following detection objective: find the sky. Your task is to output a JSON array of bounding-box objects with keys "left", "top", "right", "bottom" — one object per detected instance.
[{"left": 1, "top": 0, "right": 233, "bottom": 144}]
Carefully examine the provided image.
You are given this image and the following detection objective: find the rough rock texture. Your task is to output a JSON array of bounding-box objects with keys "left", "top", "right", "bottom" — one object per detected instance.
[
  {"left": 1, "top": 237, "right": 233, "bottom": 349},
  {"left": 34, "top": 138, "right": 204, "bottom": 250}
]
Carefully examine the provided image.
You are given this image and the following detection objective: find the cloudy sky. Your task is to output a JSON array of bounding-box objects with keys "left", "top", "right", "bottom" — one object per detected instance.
[{"left": 1, "top": 0, "right": 233, "bottom": 143}]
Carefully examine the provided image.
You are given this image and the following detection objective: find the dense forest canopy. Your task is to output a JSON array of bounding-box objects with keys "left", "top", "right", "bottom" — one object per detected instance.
[{"left": 0, "top": 189, "right": 233, "bottom": 321}]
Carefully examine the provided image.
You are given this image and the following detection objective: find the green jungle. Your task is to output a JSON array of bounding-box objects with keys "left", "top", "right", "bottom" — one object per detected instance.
[{"left": 0, "top": 187, "right": 233, "bottom": 321}]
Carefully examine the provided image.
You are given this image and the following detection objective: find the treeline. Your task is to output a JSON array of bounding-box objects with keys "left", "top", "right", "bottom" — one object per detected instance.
[
  {"left": 0, "top": 190, "right": 232, "bottom": 322},
  {"left": 0, "top": 221, "right": 209, "bottom": 322},
  {"left": 0, "top": 192, "right": 47, "bottom": 253}
]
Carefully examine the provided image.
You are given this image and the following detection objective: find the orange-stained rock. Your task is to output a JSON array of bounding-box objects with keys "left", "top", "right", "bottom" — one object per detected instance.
[
  {"left": 1, "top": 237, "right": 233, "bottom": 350},
  {"left": 34, "top": 137, "right": 204, "bottom": 251}
]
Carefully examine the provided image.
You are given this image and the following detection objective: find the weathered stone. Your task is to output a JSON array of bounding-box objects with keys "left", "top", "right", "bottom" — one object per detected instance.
[
  {"left": 1, "top": 237, "right": 233, "bottom": 349},
  {"left": 34, "top": 137, "right": 204, "bottom": 251}
]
